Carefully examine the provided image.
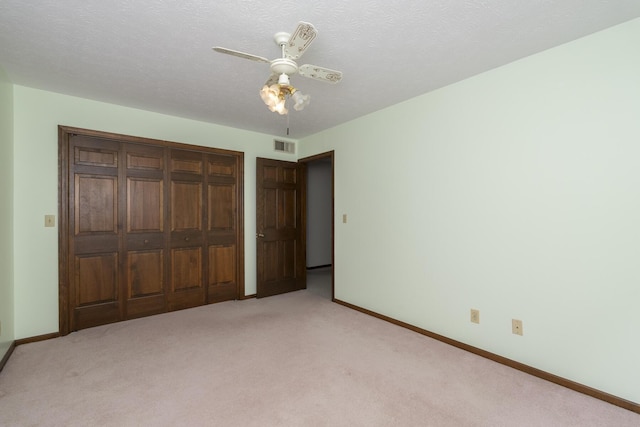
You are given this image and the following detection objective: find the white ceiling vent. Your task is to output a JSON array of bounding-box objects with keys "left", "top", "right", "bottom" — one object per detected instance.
[{"left": 274, "top": 139, "right": 296, "bottom": 154}]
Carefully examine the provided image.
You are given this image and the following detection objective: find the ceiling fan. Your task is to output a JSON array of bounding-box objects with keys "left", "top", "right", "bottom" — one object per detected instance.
[{"left": 213, "top": 21, "right": 343, "bottom": 115}]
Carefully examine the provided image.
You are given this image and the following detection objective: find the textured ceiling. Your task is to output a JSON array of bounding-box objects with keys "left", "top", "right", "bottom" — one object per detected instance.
[{"left": 1, "top": 1, "right": 640, "bottom": 138}]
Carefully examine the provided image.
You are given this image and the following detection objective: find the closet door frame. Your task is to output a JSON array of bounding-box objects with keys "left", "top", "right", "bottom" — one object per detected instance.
[{"left": 58, "top": 125, "right": 245, "bottom": 335}]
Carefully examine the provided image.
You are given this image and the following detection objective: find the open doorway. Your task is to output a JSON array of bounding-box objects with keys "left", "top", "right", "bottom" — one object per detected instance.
[{"left": 300, "top": 151, "right": 334, "bottom": 300}]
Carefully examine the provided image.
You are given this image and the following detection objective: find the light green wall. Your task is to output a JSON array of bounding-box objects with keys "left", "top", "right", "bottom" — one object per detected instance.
[
  {"left": 300, "top": 18, "right": 640, "bottom": 403},
  {"left": 0, "top": 66, "right": 15, "bottom": 358},
  {"left": 12, "top": 87, "right": 295, "bottom": 339}
]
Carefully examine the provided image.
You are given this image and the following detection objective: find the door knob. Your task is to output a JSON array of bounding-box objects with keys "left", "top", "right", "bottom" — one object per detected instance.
[{"left": 256, "top": 233, "right": 265, "bottom": 238}]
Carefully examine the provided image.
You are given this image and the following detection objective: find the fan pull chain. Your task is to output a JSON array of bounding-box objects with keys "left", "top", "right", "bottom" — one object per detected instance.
[{"left": 281, "top": 39, "right": 289, "bottom": 136}]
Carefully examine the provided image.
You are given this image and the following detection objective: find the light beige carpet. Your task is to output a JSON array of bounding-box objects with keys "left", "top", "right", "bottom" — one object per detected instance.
[{"left": 0, "top": 270, "right": 637, "bottom": 426}]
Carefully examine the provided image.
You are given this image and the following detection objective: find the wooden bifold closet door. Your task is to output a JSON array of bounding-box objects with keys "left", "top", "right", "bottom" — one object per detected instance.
[{"left": 59, "top": 127, "right": 244, "bottom": 334}]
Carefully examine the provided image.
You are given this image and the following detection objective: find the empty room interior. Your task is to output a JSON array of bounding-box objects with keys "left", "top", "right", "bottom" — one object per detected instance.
[{"left": 1, "top": 1, "right": 639, "bottom": 425}]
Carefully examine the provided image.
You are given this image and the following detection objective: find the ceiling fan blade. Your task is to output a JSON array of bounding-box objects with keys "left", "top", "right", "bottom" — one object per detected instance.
[
  {"left": 284, "top": 22, "right": 317, "bottom": 60},
  {"left": 299, "top": 64, "right": 343, "bottom": 83},
  {"left": 212, "top": 47, "right": 269, "bottom": 63}
]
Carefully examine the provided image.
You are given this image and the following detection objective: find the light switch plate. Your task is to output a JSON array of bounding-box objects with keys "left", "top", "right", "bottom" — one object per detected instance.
[{"left": 45, "top": 215, "right": 56, "bottom": 227}]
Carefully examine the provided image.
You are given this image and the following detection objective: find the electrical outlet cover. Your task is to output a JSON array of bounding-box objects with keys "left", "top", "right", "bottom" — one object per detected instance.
[
  {"left": 512, "top": 319, "right": 523, "bottom": 336},
  {"left": 470, "top": 309, "right": 480, "bottom": 324}
]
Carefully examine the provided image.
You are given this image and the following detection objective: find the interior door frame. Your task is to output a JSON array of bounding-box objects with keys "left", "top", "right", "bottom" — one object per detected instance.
[{"left": 299, "top": 150, "right": 335, "bottom": 301}]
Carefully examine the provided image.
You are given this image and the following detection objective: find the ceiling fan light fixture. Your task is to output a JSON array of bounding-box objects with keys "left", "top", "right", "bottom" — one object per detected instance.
[
  {"left": 291, "top": 89, "right": 310, "bottom": 111},
  {"left": 214, "top": 21, "right": 342, "bottom": 117},
  {"left": 273, "top": 99, "right": 288, "bottom": 115},
  {"left": 260, "top": 80, "right": 307, "bottom": 115},
  {"left": 277, "top": 73, "right": 291, "bottom": 86},
  {"left": 260, "top": 84, "right": 283, "bottom": 105},
  {"left": 260, "top": 84, "right": 288, "bottom": 115}
]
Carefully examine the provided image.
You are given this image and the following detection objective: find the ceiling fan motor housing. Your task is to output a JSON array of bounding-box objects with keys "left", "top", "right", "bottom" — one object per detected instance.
[
  {"left": 270, "top": 58, "right": 298, "bottom": 76},
  {"left": 273, "top": 31, "right": 291, "bottom": 46}
]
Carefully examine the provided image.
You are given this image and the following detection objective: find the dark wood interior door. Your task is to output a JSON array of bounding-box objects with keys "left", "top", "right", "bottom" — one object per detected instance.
[{"left": 256, "top": 158, "right": 306, "bottom": 298}]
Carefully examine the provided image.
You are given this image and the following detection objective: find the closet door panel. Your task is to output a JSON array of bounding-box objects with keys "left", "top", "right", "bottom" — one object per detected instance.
[
  {"left": 169, "top": 244, "right": 204, "bottom": 310},
  {"left": 124, "top": 144, "right": 167, "bottom": 319},
  {"left": 171, "top": 181, "right": 202, "bottom": 231},
  {"left": 74, "top": 303, "right": 120, "bottom": 331},
  {"left": 208, "top": 184, "right": 235, "bottom": 230},
  {"left": 127, "top": 250, "right": 164, "bottom": 297},
  {"left": 171, "top": 247, "right": 202, "bottom": 291},
  {"left": 76, "top": 253, "right": 118, "bottom": 305},
  {"left": 206, "top": 153, "right": 240, "bottom": 302},
  {"left": 69, "top": 136, "right": 123, "bottom": 330},
  {"left": 75, "top": 175, "right": 118, "bottom": 234},
  {"left": 127, "top": 150, "right": 163, "bottom": 170},
  {"left": 171, "top": 156, "right": 203, "bottom": 175},
  {"left": 61, "top": 128, "right": 244, "bottom": 333},
  {"left": 127, "top": 178, "right": 163, "bottom": 233},
  {"left": 126, "top": 249, "right": 165, "bottom": 318},
  {"left": 168, "top": 149, "right": 206, "bottom": 310},
  {"left": 208, "top": 244, "right": 237, "bottom": 301},
  {"left": 75, "top": 252, "right": 120, "bottom": 329}
]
